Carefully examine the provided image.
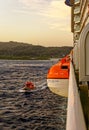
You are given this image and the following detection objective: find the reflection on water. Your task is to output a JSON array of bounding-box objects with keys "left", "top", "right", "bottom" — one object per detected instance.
[{"left": 0, "top": 60, "right": 67, "bottom": 130}]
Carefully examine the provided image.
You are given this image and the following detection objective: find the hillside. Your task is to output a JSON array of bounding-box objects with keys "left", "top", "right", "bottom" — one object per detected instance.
[{"left": 0, "top": 41, "right": 72, "bottom": 60}]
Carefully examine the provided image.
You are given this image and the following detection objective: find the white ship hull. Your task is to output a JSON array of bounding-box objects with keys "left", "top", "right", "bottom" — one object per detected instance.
[{"left": 47, "top": 79, "right": 69, "bottom": 97}]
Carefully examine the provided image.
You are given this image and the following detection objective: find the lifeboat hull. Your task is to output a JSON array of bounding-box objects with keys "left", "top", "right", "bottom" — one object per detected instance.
[{"left": 47, "top": 79, "right": 69, "bottom": 97}]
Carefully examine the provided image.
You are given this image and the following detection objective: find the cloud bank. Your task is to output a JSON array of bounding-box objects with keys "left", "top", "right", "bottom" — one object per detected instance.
[{"left": 16, "top": 0, "right": 71, "bottom": 30}]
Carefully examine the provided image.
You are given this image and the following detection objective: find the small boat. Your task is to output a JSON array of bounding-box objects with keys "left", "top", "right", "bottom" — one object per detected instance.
[
  {"left": 22, "top": 81, "right": 35, "bottom": 91},
  {"left": 47, "top": 55, "right": 70, "bottom": 97}
]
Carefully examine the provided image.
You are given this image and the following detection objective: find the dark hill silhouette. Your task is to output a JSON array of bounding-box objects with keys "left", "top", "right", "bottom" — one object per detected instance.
[{"left": 0, "top": 41, "right": 72, "bottom": 60}]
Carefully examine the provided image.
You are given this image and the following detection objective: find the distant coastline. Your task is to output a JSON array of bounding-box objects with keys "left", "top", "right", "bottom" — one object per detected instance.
[{"left": 0, "top": 41, "right": 72, "bottom": 60}]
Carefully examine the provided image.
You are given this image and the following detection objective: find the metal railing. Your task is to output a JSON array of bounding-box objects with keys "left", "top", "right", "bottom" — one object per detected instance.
[{"left": 66, "top": 62, "right": 87, "bottom": 130}]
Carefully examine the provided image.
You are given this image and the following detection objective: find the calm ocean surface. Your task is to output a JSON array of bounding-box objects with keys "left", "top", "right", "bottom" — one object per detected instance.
[{"left": 0, "top": 60, "right": 67, "bottom": 130}]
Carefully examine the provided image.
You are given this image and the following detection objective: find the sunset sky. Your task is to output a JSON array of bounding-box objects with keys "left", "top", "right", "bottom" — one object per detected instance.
[{"left": 0, "top": 0, "right": 73, "bottom": 47}]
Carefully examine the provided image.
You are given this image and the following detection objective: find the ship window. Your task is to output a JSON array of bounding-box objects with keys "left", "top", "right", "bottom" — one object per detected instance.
[{"left": 61, "top": 66, "right": 68, "bottom": 69}]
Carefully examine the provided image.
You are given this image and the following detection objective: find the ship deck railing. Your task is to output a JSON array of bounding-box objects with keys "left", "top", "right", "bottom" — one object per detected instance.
[{"left": 66, "top": 62, "right": 87, "bottom": 130}]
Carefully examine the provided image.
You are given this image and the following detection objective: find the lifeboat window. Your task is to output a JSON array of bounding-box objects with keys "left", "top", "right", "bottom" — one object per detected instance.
[{"left": 61, "top": 66, "right": 68, "bottom": 69}]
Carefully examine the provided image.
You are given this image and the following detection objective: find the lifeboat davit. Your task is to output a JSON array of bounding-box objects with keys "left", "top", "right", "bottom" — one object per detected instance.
[
  {"left": 47, "top": 56, "right": 70, "bottom": 97},
  {"left": 23, "top": 81, "right": 35, "bottom": 90}
]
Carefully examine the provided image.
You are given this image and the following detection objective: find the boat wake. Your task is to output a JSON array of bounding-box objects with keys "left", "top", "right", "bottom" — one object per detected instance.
[{"left": 19, "top": 81, "right": 47, "bottom": 93}]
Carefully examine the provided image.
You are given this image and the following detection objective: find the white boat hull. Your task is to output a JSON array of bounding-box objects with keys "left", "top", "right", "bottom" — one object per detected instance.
[{"left": 47, "top": 79, "right": 69, "bottom": 97}]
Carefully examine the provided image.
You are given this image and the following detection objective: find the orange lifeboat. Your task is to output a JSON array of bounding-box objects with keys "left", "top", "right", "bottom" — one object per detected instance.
[
  {"left": 47, "top": 56, "right": 70, "bottom": 97},
  {"left": 23, "top": 81, "right": 35, "bottom": 90},
  {"left": 47, "top": 56, "right": 70, "bottom": 79}
]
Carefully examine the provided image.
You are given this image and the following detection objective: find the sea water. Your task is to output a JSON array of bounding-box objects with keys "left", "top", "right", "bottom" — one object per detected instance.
[{"left": 0, "top": 60, "right": 67, "bottom": 130}]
